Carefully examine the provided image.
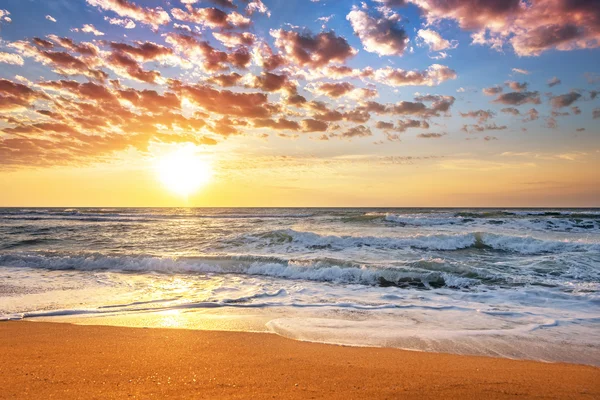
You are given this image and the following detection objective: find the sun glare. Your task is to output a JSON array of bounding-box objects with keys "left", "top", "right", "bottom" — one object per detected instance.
[{"left": 155, "top": 147, "right": 212, "bottom": 197}]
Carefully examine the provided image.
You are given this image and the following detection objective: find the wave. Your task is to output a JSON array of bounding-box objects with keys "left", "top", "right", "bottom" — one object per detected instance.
[
  {"left": 455, "top": 210, "right": 600, "bottom": 219},
  {"left": 374, "top": 212, "right": 599, "bottom": 232},
  {"left": 1, "top": 248, "right": 598, "bottom": 291},
  {"left": 241, "top": 229, "right": 600, "bottom": 255},
  {"left": 0, "top": 252, "right": 486, "bottom": 289}
]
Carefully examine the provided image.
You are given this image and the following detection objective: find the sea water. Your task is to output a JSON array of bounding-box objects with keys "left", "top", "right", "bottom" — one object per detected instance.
[{"left": 0, "top": 208, "right": 598, "bottom": 365}]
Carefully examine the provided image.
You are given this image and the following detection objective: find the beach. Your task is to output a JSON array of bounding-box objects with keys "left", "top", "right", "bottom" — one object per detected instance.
[{"left": 0, "top": 321, "right": 598, "bottom": 399}]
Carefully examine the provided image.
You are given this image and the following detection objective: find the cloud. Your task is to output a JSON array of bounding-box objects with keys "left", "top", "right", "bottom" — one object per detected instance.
[
  {"left": 346, "top": 8, "right": 409, "bottom": 56},
  {"left": 366, "top": 95, "right": 455, "bottom": 119},
  {"left": 86, "top": 0, "right": 170, "bottom": 28},
  {"left": 333, "top": 125, "right": 373, "bottom": 139},
  {"left": 460, "top": 109, "right": 494, "bottom": 122},
  {"left": 247, "top": 72, "right": 295, "bottom": 93},
  {"left": 164, "top": 33, "right": 250, "bottom": 72},
  {"left": 0, "top": 78, "right": 48, "bottom": 112},
  {"left": 213, "top": 32, "right": 256, "bottom": 47},
  {"left": 417, "top": 132, "right": 446, "bottom": 138},
  {"left": 172, "top": 81, "right": 271, "bottom": 119},
  {"left": 547, "top": 76, "right": 561, "bottom": 87},
  {"left": 505, "top": 81, "right": 527, "bottom": 92},
  {"left": 523, "top": 108, "right": 539, "bottom": 122},
  {"left": 500, "top": 107, "right": 520, "bottom": 115},
  {"left": 105, "top": 52, "right": 161, "bottom": 83},
  {"left": 45, "top": 15, "right": 57, "bottom": 23},
  {"left": 79, "top": 24, "right": 105, "bottom": 36},
  {"left": 0, "top": 51, "right": 24, "bottom": 65},
  {"left": 545, "top": 116, "right": 558, "bottom": 129},
  {"left": 207, "top": 72, "right": 242, "bottom": 87},
  {"left": 550, "top": 91, "right": 582, "bottom": 108},
  {"left": 271, "top": 29, "right": 356, "bottom": 68},
  {"left": 400, "top": 119, "right": 429, "bottom": 130},
  {"left": 512, "top": 68, "right": 530, "bottom": 75},
  {"left": 593, "top": 108, "right": 600, "bottom": 119},
  {"left": 46, "top": 35, "right": 99, "bottom": 56},
  {"left": 417, "top": 28, "right": 456, "bottom": 52},
  {"left": 462, "top": 123, "right": 507, "bottom": 133},
  {"left": 252, "top": 42, "right": 286, "bottom": 71},
  {"left": 0, "top": 9, "right": 10, "bottom": 23},
  {"left": 373, "top": 64, "right": 456, "bottom": 87},
  {"left": 104, "top": 16, "right": 136, "bottom": 29},
  {"left": 246, "top": 0, "right": 270, "bottom": 17},
  {"left": 376, "top": 121, "right": 395, "bottom": 130},
  {"left": 373, "top": 0, "right": 409, "bottom": 6},
  {"left": 253, "top": 118, "right": 299, "bottom": 131},
  {"left": 109, "top": 41, "right": 173, "bottom": 62},
  {"left": 493, "top": 91, "right": 541, "bottom": 105},
  {"left": 301, "top": 119, "right": 329, "bottom": 132},
  {"left": 203, "top": 0, "right": 237, "bottom": 9},
  {"left": 171, "top": 6, "right": 251, "bottom": 30},
  {"left": 313, "top": 82, "right": 355, "bottom": 98},
  {"left": 317, "top": 15, "right": 334, "bottom": 30},
  {"left": 9, "top": 39, "right": 107, "bottom": 81},
  {"left": 482, "top": 86, "right": 503, "bottom": 96},
  {"left": 410, "top": 0, "right": 600, "bottom": 56}
]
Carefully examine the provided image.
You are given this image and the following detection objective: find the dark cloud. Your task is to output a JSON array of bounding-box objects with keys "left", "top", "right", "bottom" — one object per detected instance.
[
  {"left": 547, "top": 77, "right": 561, "bottom": 87},
  {"left": 493, "top": 91, "right": 541, "bottom": 105},
  {"left": 249, "top": 72, "right": 295, "bottom": 93},
  {"left": 550, "top": 91, "right": 582, "bottom": 108},
  {"left": 109, "top": 41, "right": 173, "bottom": 61},
  {"left": 336, "top": 125, "right": 373, "bottom": 139},
  {"left": 253, "top": 118, "right": 300, "bottom": 131},
  {"left": 301, "top": 119, "right": 329, "bottom": 132},
  {"left": 417, "top": 132, "right": 446, "bottom": 138},
  {"left": 271, "top": 29, "right": 356, "bottom": 68},
  {"left": 106, "top": 52, "right": 161, "bottom": 83},
  {"left": 207, "top": 73, "right": 242, "bottom": 87}
]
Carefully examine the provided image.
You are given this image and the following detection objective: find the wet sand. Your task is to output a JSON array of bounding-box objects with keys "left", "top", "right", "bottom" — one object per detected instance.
[{"left": 0, "top": 321, "right": 598, "bottom": 399}]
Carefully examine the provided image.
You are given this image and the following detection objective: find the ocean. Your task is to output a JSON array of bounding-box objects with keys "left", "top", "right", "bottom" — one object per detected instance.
[{"left": 1, "top": 208, "right": 598, "bottom": 365}]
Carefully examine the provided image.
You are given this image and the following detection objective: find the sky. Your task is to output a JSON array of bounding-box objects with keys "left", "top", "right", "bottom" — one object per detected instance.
[{"left": 0, "top": 0, "right": 599, "bottom": 207}]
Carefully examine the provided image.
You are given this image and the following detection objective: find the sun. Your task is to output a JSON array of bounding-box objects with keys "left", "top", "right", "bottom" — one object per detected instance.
[{"left": 155, "top": 147, "right": 213, "bottom": 197}]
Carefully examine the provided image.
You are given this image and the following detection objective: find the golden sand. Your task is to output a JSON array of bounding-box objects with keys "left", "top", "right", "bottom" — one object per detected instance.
[{"left": 0, "top": 321, "right": 598, "bottom": 399}]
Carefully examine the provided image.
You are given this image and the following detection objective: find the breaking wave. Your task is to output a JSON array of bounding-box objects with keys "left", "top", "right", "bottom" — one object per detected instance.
[{"left": 240, "top": 229, "right": 600, "bottom": 255}]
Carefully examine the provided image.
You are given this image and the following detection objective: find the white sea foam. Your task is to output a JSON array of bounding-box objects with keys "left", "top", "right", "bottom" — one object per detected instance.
[{"left": 244, "top": 229, "right": 600, "bottom": 254}]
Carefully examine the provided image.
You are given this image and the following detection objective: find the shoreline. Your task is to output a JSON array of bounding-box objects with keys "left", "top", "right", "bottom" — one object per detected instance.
[{"left": 1, "top": 321, "right": 598, "bottom": 399}]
